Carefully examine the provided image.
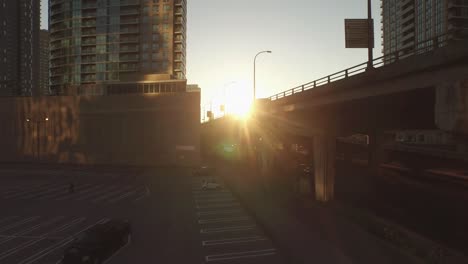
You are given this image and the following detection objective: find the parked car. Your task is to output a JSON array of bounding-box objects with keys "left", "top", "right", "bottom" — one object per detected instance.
[
  {"left": 60, "top": 219, "right": 131, "bottom": 264},
  {"left": 193, "top": 166, "right": 216, "bottom": 177},
  {"left": 202, "top": 179, "right": 221, "bottom": 190}
]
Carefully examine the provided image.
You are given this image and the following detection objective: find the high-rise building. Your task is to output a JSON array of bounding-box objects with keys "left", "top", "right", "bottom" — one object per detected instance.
[
  {"left": 0, "top": 0, "right": 41, "bottom": 96},
  {"left": 49, "top": 0, "right": 187, "bottom": 96},
  {"left": 382, "top": 0, "right": 468, "bottom": 57},
  {"left": 40, "top": 30, "right": 50, "bottom": 96}
]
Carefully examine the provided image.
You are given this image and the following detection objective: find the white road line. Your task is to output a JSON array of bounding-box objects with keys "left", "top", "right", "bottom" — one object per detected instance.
[
  {"left": 202, "top": 236, "right": 267, "bottom": 246},
  {"left": 92, "top": 187, "right": 133, "bottom": 202},
  {"left": 195, "top": 198, "right": 236, "bottom": 204},
  {"left": 75, "top": 185, "right": 119, "bottom": 201},
  {"left": 200, "top": 225, "right": 256, "bottom": 234},
  {"left": 205, "top": 249, "right": 276, "bottom": 262},
  {"left": 0, "top": 217, "right": 84, "bottom": 261},
  {"left": 197, "top": 209, "right": 244, "bottom": 216},
  {"left": 4, "top": 183, "right": 57, "bottom": 199},
  {"left": 0, "top": 235, "right": 64, "bottom": 240},
  {"left": 107, "top": 190, "right": 137, "bottom": 204},
  {"left": 54, "top": 184, "right": 104, "bottom": 201},
  {"left": 192, "top": 189, "right": 229, "bottom": 193},
  {"left": 39, "top": 184, "right": 94, "bottom": 200},
  {"left": 0, "top": 216, "right": 64, "bottom": 245},
  {"left": 196, "top": 202, "right": 241, "bottom": 209},
  {"left": 17, "top": 218, "right": 108, "bottom": 264},
  {"left": 19, "top": 184, "right": 67, "bottom": 200},
  {"left": 198, "top": 216, "right": 249, "bottom": 224},
  {"left": 0, "top": 216, "right": 40, "bottom": 233},
  {"left": 0, "top": 216, "right": 19, "bottom": 224}
]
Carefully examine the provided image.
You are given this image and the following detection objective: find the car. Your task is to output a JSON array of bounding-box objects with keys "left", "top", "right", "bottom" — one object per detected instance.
[
  {"left": 193, "top": 166, "right": 216, "bottom": 177},
  {"left": 202, "top": 179, "right": 221, "bottom": 190},
  {"left": 59, "top": 219, "right": 131, "bottom": 264}
]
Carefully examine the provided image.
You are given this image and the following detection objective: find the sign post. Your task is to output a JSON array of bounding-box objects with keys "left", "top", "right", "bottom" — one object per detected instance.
[{"left": 345, "top": 0, "right": 374, "bottom": 70}]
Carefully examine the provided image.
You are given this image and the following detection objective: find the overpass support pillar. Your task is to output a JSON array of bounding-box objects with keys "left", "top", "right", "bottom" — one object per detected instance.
[{"left": 314, "top": 134, "right": 336, "bottom": 202}]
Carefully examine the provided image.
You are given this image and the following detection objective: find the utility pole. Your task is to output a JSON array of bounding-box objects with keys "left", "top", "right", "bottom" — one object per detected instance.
[{"left": 367, "top": 0, "right": 374, "bottom": 70}]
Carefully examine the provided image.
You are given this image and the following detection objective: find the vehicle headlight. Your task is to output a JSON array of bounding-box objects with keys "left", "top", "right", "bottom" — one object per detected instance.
[{"left": 82, "top": 256, "right": 90, "bottom": 262}]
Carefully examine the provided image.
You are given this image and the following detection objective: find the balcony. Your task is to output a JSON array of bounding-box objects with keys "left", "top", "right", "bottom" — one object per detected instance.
[
  {"left": 121, "top": 18, "right": 139, "bottom": 25},
  {"left": 82, "top": 30, "right": 97, "bottom": 36},
  {"left": 120, "top": 27, "right": 139, "bottom": 34},
  {"left": 50, "top": 0, "right": 66, "bottom": 6},
  {"left": 119, "top": 55, "right": 139, "bottom": 62},
  {"left": 82, "top": 21, "right": 96, "bottom": 28},
  {"left": 50, "top": 8, "right": 65, "bottom": 16},
  {"left": 81, "top": 3, "right": 97, "bottom": 9},
  {"left": 81, "top": 67, "right": 96, "bottom": 73},
  {"left": 120, "top": 9, "right": 139, "bottom": 15},
  {"left": 82, "top": 12, "right": 97, "bottom": 18},
  {"left": 175, "top": 0, "right": 185, "bottom": 7},
  {"left": 120, "top": 0, "right": 139, "bottom": 7},
  {"left": 175, "top": 17, "right": 184, "bottom": 25},
  {"left": 119, "top": 64, "right": 138, "bottom": 71},
  {"left": 82, "top": 39, "right": 96, "bottom": 46},
  {"left": 120, "top": 37, "right": 139, "bottom": 43},
  {"left": 120, "top": 46, "right": 139, "bottom": 52},
  {"left": 82, "top": 49, "right": 97, "bottom": 54}
]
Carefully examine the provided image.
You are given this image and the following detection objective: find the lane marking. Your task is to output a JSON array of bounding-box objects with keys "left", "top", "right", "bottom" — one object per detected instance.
[
  {"left": 205, "top": 249, "right": 276, "bottom": 262},
  {"left": 197, "top": 209, "right": 244, "bottom": 216},
  {"left": 17, "top": 218, "right": 108, "bottom": 264},
  {"left": 74, "top": 185, "right": 119, "bottom": 201},
  {"left": 194, "top": 193, "right": 234, "bottom": 198},
  {"left": 0, "top": 216, "right": 19, "bottom": 225},
  {"left": 107, "top": 190, "right": 137, "bottom": 204},
  {"left": 200, "top": 225, "right": 256, "bottom": 234},
  {"left": 195, "top": 198, "right": 236, "bottom": 204},
  {"left": 192, "top": 190, "right": 229, "bottom": 195},
  {"left": 54, "top": 184, "right": 105, "bottom": 201},
  {"left": 0, "top": 217, "right": 85, "bottom": 260},
  {"left": 39, "top": 183, "right": 94, "bottom": 200},
  {"left": 196, "top": 202, "right": 241, "bottom": 209},
  {"left": 0, "top": 234, "right": 64, "bottom": 240},
  {"left": 198, "top": 216, "right": 249, "bottom": 224},
  {"left": 3, "top": 183, "right": 58, "bottom": 199},
  {"left": 0, "top": 216, "right": 40, "bottom": 233},
  {"left": 202, "top": 236, "right": 267, "bottom": 246},
  {"left": 0, "top": 216, "right": 64, "bottom": 245},
  {"left": 19, "top": 184, "right": 67, "bottom": 200},
  {"left": 92, "top": 187, "right": 133, "bottom": 202}
]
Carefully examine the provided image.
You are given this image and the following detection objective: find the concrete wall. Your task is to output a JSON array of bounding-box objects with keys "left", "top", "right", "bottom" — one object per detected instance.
[{"left": 0, "top": 93, "right": 200, "bottom": 166}]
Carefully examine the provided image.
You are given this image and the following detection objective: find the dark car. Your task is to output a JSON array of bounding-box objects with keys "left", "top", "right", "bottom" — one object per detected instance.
[
  {"left": 193, "top": 166, "right": 216, "bottom": 177},
  {"left": 60, "top": 219, "right": 131, "bottom": 264}
]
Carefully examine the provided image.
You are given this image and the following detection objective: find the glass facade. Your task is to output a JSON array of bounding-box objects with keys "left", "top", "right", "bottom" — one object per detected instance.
[
  {"left": 49, "top": 0, "right": 187, "bottom": 95},
  {"left": 382, "top": 0, "right": 468, "bottom": 58}
]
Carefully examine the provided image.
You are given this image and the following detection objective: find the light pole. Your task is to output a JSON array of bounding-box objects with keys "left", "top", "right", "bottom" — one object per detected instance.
[
  {"left": 367, "top": 0, "right": 374, "bottom": 70},
  {"left": 26, "top": 117, "right": 49, "bottom": 161},
  {"left": 253, "top": 50, "right": 272, "bottom": 101}
]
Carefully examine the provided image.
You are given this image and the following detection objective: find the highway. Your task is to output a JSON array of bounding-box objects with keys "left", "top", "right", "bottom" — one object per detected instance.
[{"left": 0, "top": 166, "right": 286, "bottom": 264}]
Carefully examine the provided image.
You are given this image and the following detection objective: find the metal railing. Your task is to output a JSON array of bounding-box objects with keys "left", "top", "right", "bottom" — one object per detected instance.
[{"left": 269, "top": 33, "right": 454, "bottom": 101}]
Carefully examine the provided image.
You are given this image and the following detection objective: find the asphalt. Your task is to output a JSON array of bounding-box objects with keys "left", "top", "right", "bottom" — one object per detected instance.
[
  {"left": 0, "top": 165, "right": 286, "bottom": 264},
  {"left": 218, "top": 162, "right": 424, "bottom": 264}
]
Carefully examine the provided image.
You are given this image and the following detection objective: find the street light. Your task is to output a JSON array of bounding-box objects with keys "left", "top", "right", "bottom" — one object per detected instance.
[{"left": 253, "top": 50, "right": 272, "bottom": 101}]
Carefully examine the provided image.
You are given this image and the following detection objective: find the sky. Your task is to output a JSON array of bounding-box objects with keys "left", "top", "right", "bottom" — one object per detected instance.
[{"left": 41, "top": 0, "right": 383, "bottom": 108}]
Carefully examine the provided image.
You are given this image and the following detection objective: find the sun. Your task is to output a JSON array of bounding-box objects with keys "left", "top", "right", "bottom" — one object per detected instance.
[{"left": 224, "top": 82, "right": 253, "bottom": 119}]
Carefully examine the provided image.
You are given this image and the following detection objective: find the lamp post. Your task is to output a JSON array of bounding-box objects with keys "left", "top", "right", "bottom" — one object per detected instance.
[
  {"left": 253, "top": 51, "right": 272, "bottom": 101},
  {"left": 26, "top": 117, "right": 49, "bottom": 161}
]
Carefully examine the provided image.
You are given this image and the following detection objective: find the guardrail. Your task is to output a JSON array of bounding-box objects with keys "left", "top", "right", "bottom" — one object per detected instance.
[{"left": 269, "top": 33, "right": 454, "bottom": 101}]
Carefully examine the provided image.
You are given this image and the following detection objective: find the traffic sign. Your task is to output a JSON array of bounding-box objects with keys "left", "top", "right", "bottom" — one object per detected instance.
[{"left": 345, "top": 19, "right": 374, "bottom": 48}]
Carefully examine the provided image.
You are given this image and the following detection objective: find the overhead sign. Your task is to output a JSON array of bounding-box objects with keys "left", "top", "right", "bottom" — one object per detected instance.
[{"left": 345, "top": 19, "right": 374, "bottom": 48}]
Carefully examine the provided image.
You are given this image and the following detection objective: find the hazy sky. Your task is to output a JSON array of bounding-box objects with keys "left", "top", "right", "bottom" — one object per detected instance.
[{"left": 41, "top": 0, "right": 382, "bottom": 107}]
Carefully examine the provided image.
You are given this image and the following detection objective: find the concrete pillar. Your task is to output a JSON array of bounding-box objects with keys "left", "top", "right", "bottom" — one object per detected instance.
[{"left": 314, "top": 134, "right": 336, "bottom": 202}]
